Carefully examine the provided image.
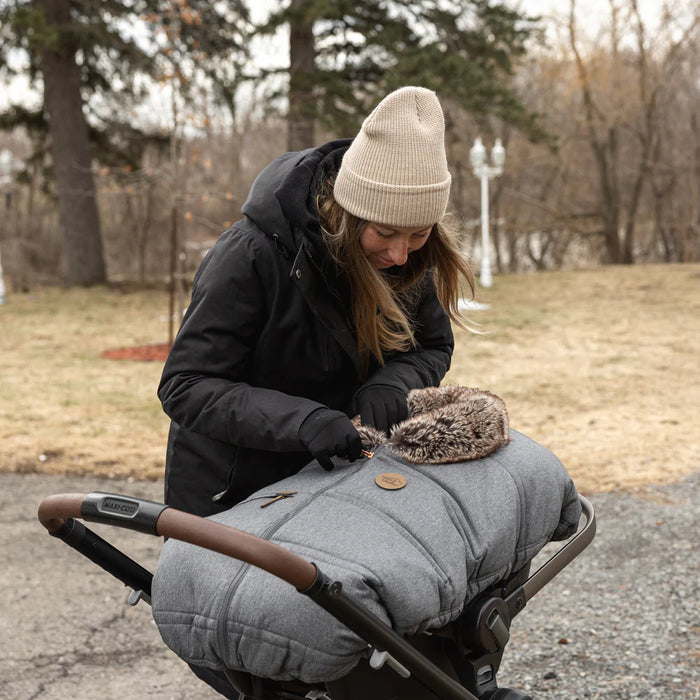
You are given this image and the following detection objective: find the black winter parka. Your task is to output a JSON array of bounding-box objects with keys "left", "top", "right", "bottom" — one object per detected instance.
[{"left": 158, "top": 140, "right": 455, "bottom": 516}]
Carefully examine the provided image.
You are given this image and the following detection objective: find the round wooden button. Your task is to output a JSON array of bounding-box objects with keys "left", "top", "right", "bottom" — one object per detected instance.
[{"left": 375, "top": 473, "right": 407, "bottom": 490}]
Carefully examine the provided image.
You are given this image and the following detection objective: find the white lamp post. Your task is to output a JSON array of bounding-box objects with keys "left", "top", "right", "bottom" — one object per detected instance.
[{"left": 469, "top": 137, "right": 505, "bottom": 288}]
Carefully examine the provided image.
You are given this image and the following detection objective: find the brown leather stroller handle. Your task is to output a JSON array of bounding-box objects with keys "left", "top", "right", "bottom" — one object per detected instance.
[
  {"left": 38, "top": 492, "right": 85, "bottom": 532},
  {"left": 37, "top": 492, "right": 318, "bottom": 592}
]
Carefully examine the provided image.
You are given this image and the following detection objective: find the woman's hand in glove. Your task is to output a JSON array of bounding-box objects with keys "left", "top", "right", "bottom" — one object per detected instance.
[
  {"left": 298, "top": 408, "right": 363, "bottom": 471},
  {"left": 353, "top": 385, "right": 409, "bottom": 433}
]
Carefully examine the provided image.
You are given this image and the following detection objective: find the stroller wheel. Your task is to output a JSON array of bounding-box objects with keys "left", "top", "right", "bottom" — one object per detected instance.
[{"left": 484, "top": 689, "right": 533, "bottom": 700}]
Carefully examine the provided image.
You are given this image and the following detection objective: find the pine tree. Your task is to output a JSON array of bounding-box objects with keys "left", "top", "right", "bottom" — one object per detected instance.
[
  {"left": 0, "top": 0, "right": 250, "bottom": 286},
  {"left": 262, "top": 0, "right": 548, "bottom": 149}
]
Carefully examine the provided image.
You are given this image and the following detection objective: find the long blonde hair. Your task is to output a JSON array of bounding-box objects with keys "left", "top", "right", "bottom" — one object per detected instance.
[{"left": 317, "top": 179, "right": 474, "bottom": 370}]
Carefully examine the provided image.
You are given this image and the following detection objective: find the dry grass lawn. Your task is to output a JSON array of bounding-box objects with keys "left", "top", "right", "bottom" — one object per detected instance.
[
  {"left": 1, "top": 264, "right": 698, "bottom": 495},
  {"left": 0, "top": 285, "right": 172, "bottom": 480},
  {"left": 447, "top": 263, "right": 700, "bottom": 493}
]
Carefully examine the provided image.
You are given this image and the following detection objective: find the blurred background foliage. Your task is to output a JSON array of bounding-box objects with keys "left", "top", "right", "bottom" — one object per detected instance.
[{"left": 0, "top": 0, "right": 698, "bottom": 291}]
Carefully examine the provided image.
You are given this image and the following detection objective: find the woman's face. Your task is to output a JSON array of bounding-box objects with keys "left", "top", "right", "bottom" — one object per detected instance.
[{"left": 359, "top": 222, "right": 432, "bottom": 269}]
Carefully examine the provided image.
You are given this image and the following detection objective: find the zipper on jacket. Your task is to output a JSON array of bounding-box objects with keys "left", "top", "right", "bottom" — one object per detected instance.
[
  {"left": 211, "top": 447, "right": 241, "bottom": 506},
  {"left": 272, "top": 233, "right": 291, "bottom": 259}
]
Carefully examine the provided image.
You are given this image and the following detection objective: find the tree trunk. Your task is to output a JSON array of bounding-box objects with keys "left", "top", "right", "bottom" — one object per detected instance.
[
  {"left": 36, "top": 0, "right": 106, "bottom": 286},
  {"left": 622, "top": 170, "right": 645, "bottom": 264},
  {"left": 506, "top": 230, "right": 519, "bottom": 273},
  {"left": 569, "top": 3, "right": 625, "bottom": 266},
  {"left": 287, "top": 0, "right": 316, "bottom": 151},
  {"left": 601, "top": 210, "right": 622, "bottom": 264}
]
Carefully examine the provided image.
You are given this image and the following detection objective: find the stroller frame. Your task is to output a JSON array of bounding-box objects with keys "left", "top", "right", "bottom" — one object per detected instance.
[{"left": 38, "top": 492, "right": 595, "bottom": 700}]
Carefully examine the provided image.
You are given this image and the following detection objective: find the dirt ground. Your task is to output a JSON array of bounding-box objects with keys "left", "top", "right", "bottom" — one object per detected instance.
[
  {"left": 446, "top": 263, "right": 700, "bottom": 494},
  {"left": 1, "top": 264, "right": 699, "bottom": 495}
]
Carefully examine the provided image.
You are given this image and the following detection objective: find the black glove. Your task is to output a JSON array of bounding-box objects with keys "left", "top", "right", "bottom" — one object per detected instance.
[
  {"left": 298, "top": 408, "right": 363, "bottom": 471},
  {"left": 354, "top": 385, "right": 409, "bottom": 433}
]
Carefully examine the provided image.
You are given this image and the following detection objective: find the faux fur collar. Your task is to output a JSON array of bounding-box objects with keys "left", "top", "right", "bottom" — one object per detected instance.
[{"left": 355, "top": 386, "right": 510, "bottom": 464}]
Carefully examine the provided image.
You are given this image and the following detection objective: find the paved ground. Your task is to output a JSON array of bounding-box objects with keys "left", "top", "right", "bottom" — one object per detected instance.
[
  {"left": 1, "top": 473, "right": 216, "bottom": 700},
  {"left": 1, "top": 472, "right": 698, "bottom": 699}
]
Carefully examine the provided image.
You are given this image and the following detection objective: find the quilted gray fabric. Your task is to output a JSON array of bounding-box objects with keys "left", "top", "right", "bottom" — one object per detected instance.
[{"left": 151, "top": 429, "right": 581, "bottom": 684}]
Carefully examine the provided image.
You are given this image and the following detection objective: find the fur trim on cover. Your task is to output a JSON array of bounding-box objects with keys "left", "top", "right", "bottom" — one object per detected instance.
[{"left": 354, "top": 385, "right": 510, "bottom": 464}]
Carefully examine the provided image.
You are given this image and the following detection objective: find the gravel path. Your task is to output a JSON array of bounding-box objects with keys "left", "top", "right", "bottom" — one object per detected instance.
[
  {"left": 499, "top": 476, "right": 699, "bottom": 699},
  {"left": 1, "top": 472, "right": 698, "bottom": 699}
]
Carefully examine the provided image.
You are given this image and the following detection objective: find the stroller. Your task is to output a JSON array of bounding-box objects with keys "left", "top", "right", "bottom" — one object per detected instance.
[{"left": 38, "top": 482, "right": 594, "bottom": 700}]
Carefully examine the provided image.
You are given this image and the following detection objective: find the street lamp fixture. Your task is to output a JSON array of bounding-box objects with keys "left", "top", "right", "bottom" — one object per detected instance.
[{"left": 469, "top": 137, "right": 505, "bottom": 288}]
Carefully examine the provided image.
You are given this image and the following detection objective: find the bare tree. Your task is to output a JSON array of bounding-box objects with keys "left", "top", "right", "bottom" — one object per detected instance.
[{"left": 567, "top": 0, "right": 699, "bottom": 264}]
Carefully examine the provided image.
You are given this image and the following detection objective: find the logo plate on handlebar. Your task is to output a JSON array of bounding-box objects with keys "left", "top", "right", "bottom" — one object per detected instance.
[{"left": 100, "top": 497, "right": 138, "bottom": 516}]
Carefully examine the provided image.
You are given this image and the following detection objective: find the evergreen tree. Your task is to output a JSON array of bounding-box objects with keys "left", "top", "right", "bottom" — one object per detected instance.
[
  {"left": 0, "top": 0, "right": 250, "bottom": 286},
  {"left": 262, "top": 0, "right": 548, "bottom": 150}
]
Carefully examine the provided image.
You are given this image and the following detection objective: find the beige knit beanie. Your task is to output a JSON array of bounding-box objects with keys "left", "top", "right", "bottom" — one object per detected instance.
[{"left": 334, "top": 86, "right": 451, "bottom": 228}]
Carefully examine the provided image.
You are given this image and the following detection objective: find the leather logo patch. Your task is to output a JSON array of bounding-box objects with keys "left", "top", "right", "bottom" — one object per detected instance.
[{"left": 375, "top": 473, "right": 407, "bottom": 490}]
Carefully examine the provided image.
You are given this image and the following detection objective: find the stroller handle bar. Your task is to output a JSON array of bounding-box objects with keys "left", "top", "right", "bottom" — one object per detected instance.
[{"left": 38, "top": 492, "right": 318, "bottom": 591}]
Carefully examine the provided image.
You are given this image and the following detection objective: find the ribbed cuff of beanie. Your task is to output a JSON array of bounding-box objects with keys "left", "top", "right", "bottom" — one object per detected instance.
[{"left": 334, "top": 168, "right": 451, "bottom": 228}]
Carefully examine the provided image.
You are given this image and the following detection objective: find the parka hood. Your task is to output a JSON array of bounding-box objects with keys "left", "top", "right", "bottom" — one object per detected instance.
[
  {"left": 355, "top": 386, "right": 510, "bottom": 464},
  {"left": 241, "top": 139, "right": 351, "bottom": 255}
]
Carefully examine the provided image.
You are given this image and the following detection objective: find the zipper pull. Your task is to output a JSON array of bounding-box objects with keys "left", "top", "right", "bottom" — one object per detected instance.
[
  {"left": 211, "top": 488, "right": 229, "bottom": 503},
  {"left": 260, "top": 491, "right": 297, "bottom": 508}
]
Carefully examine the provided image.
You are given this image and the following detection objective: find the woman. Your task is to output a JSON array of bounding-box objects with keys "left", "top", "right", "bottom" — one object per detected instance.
[{"left": 158, "top": 86, "right": 474, "bottom": 519}]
